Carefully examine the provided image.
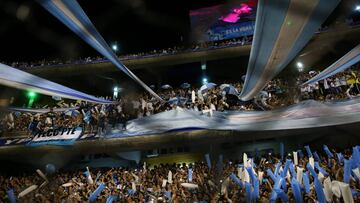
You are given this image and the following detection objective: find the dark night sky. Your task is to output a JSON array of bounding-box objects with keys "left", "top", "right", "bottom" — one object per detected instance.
[{"left": 0, "top": 0, "right": 225, "bottom": 62}]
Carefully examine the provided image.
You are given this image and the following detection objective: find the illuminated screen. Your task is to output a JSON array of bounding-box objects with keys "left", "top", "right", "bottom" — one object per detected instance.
[{"left": 190, "top": 0, "right": 257, "bottom": 42}]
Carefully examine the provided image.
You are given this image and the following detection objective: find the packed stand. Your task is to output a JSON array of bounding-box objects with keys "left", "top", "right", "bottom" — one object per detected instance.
[
  {"left": 2, "top": 37, "right": 252, "bottom": 69},
  {"left": 1, "top": 144, "right": 360, "bottom": 202},
  {"left": 297, "top": 64, "right": 360, "bottom": 101},
  {"left": 2, "top": 63, "right": 360, "bottom": 137}
]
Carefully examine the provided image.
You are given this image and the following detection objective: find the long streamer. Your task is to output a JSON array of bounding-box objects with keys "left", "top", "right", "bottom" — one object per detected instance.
[
  {"left": 37, "top": 0, "right": 162, "bottom": 101},
  {"left": 0, "top": 63, "right": 111, "bottom": 104}
]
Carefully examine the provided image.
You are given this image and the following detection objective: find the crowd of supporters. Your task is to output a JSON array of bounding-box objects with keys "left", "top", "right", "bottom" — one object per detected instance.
[
  {"left": 1, "top": 37, "right": 252, "bottom": 69},
  {"left": 1, "top": 63, "right": 360, "bottom": 137},
  {"left": 0, "top": 144, "right": 359, "bottom": 202}
]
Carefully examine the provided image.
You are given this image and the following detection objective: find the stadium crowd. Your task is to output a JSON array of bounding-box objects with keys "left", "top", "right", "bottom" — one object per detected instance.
[
  {"left": 2, "top": 37, "right": 252, "bottom": 69},
  {"left": 0, "top": 144, "right": 359, "bottom": 202},
  {"left": 1, "top": 63, "right": 360, "bottom": 137}
]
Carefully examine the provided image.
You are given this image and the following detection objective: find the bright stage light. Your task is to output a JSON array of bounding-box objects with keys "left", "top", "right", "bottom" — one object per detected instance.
[
  {"left": 113, "top": 86, "right": 119, "bottom": 99},
  {"left": 296, "top": 62, "right": 303, "bottom": 68},
  {"left": 112, "top": 44, "right": 118, "bottom": 51},
  {"left": 296, "top": 62, "right": 304, "bottom": 72},
  {"left": 28, "top": 91, "right": 36, "bottom": 98},
  {"left": 355, "top": 5, "right": 360, "bottom": 11},
  {"left": 27, "top": 91, "right": 37, "bottom": 107},
  {"left": 202, "top": 78, "right": 208, "bottom": 85}
]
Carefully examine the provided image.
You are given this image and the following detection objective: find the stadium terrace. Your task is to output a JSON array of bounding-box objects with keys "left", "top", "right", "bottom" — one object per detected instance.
[{"left": 0, "top": 0, "right": 360, "bottom": 202}]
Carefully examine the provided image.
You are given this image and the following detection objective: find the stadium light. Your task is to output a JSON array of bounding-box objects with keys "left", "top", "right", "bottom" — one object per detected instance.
[
  {"left": 112, "top": 44, "right": 118, "bottom": 52},
  {"left": 296, "top": 62, "right": 303, "bottom": 68},
  {"left": 28, "top": 91, "right": 36, "bottom": 98},
  {"left": 202, "top": 77, "right": 208, "bottom": 84},
  {"left": 296, "top": 62, "right": 304, "bottom": 72},
  {"left": 27, "top": 91, "right": 37, "bottom": 107},
  {"left": 356, "top": 5, "right": 360, "bottom": 11},
  {"left": 113, "top": 86, "right": 119, "bottom": 99}
]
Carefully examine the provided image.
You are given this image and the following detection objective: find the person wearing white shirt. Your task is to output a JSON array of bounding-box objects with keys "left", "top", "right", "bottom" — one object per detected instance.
[
  {"left": 132, "top": 100, "right": 140, "bottom": 110},
  {"left": 191, "top": 90, "right": 196, "bottom": 103},
  {"left": 323, "top": 79, "right": 330, "bottom": 95},
  {"left": 210, "top": 103, "right": 216, "bottom": 111}
]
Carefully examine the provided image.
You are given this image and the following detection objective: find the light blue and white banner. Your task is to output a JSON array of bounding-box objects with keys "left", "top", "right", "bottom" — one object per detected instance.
[
  {"left": 27, "top": 127, "right": 83, "bottom": 146},
  {"left": 240, "top": 0, "right": 340, "bottom": 100},
  {"left": 304, "top": 44, "right": 360, "bottom": 85},
  {"left": 7, "top": 107, "right": 78, "bottom": 114},
  {"left": 108, "top": 97, "right": 360, "bottom": 138},
  {"left": 3, "top": 98, "right": 360, "bottom": 147},
  {"left": 0, "top": 63, "right": 111, "bottom": 104},
  {"left": 37, "top": 0, "right": 162, "bottom": 101}
]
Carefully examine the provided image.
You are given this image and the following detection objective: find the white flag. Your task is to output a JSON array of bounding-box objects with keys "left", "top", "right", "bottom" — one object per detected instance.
[
  {"left": 168, "top": 170, "right": 173, "bottom": 184},
  {"left": 293, "top": 151, "right": 298, "bottom": 166}
]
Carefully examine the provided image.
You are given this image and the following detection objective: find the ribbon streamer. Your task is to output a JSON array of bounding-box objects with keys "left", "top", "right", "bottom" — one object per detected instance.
[
  {"left": 37, "top": 0, "right": 162, "bottom": 101},
  {"left": 89, "top": 183, "right": 105, "bottom": 202},
  {"left": 344, "top": 159, "right": 351, "bottom": 183},
  {"left": 0, "top": 63, "right": 111, "bottom": 104},
  {"left": 304, "top": 145, "right": 313, "bottom": 158},
  {"left": 304, "top": 44, "right": 360, "bottom": 85},
  {"left": 6, "top": 189, "right": 17, "bottom": 203},
  {"left": 323, "top": 145, "right": 334, "bottom": 158},
  {"left": 291, "top": 178, "right": 302, "bottom": 203},
  {"left": 205, "top": 154, "right": 211, "bottom": 169}
]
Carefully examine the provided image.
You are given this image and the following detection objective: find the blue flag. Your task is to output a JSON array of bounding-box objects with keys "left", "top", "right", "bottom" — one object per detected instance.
[
  {"left": 188, "top": 168, "right": 193, "bottom": 182},
  {"left": 315, "top": 162, "right": 328, "bottom": 176},
  {"left": 88, "top": 183, "right": 105, "bottom": 202},
  {"left": 323, "top": 145, "right": 334, "bottom": 158},
  {"left": 205, "top": 154, "right": 211, "bottom": 169},
  {"left": 230, "top": 173, "right": 243, "bottom": 188},
  {"left": 282, "top": 159, "right": 291, "bottom": 177},
  {"left": 270, "top": 176, "right": 283, "bottom": 202},
  {"left": 274, "top": 188, "right": 289, "bottom": 202},
  {"left": 280, "top": 142, "right": 284, "bottom": 160},
  {"left": 291, "top": 178, "right": 302, "bottom": 203},
  {"left": 289, "top": 162, "right": 297, "bottom": 178},
  {"left": 252, "top": 178, "right": 260, "bottom": 200},
  {"left": 245, "top": 182, "right": 252, "bottom": 203},
  {"left": 314, "top": 179, "right": 326, "bottom": 203},
  {"left": 303, "top": 172, "right": 310, "bottom": 194},
  {"left": 6, "top": 189, "right": 16, "bottom": 203},
  {"left": 313, "top": 151, "right": 320, "bottom": 162},
  {"left": 353, "top": 146, "right": 360, "bottom": 168},
  {"left": 336, "top": 152, "right": 344, "bottom": 164},
  {"left": 297, "top": 150, "right": 304, "bottom": 158},
  {"left": 344, "top": 159, "right": 351, "bottom": 183},
  {"left": 304, "top": 145, "right": 313, "bottom": 157},
  {"left": 266, "top": 168, "right": 277, "bottom": 182},
  {"left": 106, "top": 195, "right": 114, "bottom": 203},
  {"left": 165, "top": 191, "right": 171, "bottom": 200}
]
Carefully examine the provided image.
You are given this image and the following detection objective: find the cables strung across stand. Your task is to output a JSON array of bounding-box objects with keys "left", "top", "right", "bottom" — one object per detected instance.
[{"left": 37, "top": 0, "right": 163, "bottom": 101}]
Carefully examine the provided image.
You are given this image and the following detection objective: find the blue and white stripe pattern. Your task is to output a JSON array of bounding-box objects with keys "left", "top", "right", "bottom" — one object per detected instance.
[
  {"left": 240, "top": 0, "right": 340, "bottom": 101},
  {"left": 37, "top": 0, "right": 162, "bottom": 101},
  {"left": 304, "top": 44, "right": 360, "bottom": 85},
  {"left": 0, "top": 63, "right": 111, "bottom": 104}
]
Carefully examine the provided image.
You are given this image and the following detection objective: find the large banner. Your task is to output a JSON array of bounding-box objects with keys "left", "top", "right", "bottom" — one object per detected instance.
[
  {"left": 27, "top": 127, "right": 83, "bottom": 146},
  {"left": 208, "top": 21, "right": 255, "bottom": 41},
  {"left": 190, "top": 0, "right": 257, "bottom": 42},
  {"left": 0, "top": 63, "right": 111, "bottom": 104},
  {"left": 239, "top": 0, "right": 340, "bottom": 101},
  {"left": 37, "top": 0, "right": 162, "bottom": 101},
  {"left": 2, "top": 97, "right": 360, "bottom": 147}
]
